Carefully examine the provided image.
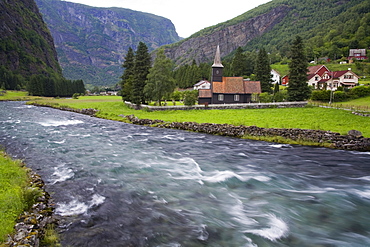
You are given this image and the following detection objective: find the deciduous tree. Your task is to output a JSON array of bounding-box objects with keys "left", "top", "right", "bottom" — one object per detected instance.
[{"left": 144, "top": 49, "right": 175, "bottom": 105}]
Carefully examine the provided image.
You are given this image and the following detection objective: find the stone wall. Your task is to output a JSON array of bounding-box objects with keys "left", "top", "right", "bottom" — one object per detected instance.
[
  {"left": 125, "top": 101, "right": 308, "bottom": 111},
  {"left": 124, "top": 115, "right": 370, "bottom": 151}
]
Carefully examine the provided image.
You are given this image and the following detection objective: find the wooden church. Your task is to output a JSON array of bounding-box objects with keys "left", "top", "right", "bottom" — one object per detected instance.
[{"left": 198, "top": 45, "right": 261, "bottom": 104}]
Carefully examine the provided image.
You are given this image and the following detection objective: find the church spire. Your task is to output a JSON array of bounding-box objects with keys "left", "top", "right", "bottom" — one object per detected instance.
[{"left": 212, "top": 45, "right": 224, "bottom": 68}]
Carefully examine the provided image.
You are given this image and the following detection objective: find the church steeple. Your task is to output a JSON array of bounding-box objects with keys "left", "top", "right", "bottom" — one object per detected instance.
[{"left": 211, "top": 45, "right": 223, "bottom": 82}]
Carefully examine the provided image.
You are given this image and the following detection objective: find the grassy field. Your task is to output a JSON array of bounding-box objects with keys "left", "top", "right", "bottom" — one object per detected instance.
[
  {"left": 0, "top": 151, "right": 28, "bottom": 243},
  {"left": 27, "top": 95, "right": 370, "bottom": 137}
]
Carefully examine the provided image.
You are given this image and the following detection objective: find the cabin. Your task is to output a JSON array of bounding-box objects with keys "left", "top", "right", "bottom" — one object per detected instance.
[{"left": 198, "top": 45, "right": 261, "bottom": 104}]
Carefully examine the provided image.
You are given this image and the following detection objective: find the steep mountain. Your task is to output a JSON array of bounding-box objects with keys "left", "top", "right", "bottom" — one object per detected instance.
[
  {"left": 0, "top": 0, "right": 62, "bottom": 81},
  {"left": 164, "top": 0, "right": 369, "bottom": 66},
  {"left": 35, "top": 0, "right": 181, "bottom": 87}
]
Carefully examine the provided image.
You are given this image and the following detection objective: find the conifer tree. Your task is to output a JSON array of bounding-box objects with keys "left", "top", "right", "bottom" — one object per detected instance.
[
  {"left": 255, "top": 48, "right": 273, "bottom": 93},
  {"left": 120, "top": 47, "right": 135, "bottom": 102},
  {"left": 287, "top": 36, "right": 311, "bottom": 101},
  {"left": 144, "top": 49, "right": 175, "bottom": 105},
  {"left": 232, "top": 47, "right": 248, "bottom": 77},
  {"left": 132, "top": 42, "right": 151, "bottom": 104}
]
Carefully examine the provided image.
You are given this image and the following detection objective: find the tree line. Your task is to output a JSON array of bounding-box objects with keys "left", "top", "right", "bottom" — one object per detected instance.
[{"left": 121, "top": 36, "right": 310, "bottom": 105}]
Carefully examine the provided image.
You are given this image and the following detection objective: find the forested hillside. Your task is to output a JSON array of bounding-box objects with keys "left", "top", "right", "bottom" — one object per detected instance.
[
  {"left": 164, "top": 0, "right": 370, "bottom": 66},
  {"left": 35, "top": 0, "right": 181, "bottom": 88},
  {"left": 0, "top": 0, "right": 62, "bottom": 90}
]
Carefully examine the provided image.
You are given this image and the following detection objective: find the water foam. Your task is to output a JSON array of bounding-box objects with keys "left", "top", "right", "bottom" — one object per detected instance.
[
  {"left": 50, "top": 165, "right": 74, "bottom": 184},
  {"left": 245, "top": 214, "right": 289, "bottom": 242},
  {"left": 38, "top": 119, "right": 84, "bottom": 127},
  {"left": 56, "top": 194, "right": 106, "bottom": 216}
]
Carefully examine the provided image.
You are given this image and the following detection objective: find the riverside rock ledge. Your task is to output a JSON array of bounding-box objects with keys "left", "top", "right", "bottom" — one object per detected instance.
[{"left": 124, "top": 115, "right": 370, "bottom": 151}]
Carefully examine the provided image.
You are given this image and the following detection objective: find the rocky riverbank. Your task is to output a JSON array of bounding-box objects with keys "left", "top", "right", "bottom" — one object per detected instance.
[
  {"left": 124, "top": 114, "right": 370, "bottom": 151},
  {"left": 5, "top": 171, "right": 58, "bottom": 247}
]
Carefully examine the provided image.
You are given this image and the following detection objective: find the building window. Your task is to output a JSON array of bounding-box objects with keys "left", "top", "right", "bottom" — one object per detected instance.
[
  {"left": 218, "top": 94, "right": 224, "bottom": 101},
  {"left": 315, "top": 76, "right": 319, "bottom": 81},
  {"left": 234, "top": 95, "right": 240, "bottom": 101}
]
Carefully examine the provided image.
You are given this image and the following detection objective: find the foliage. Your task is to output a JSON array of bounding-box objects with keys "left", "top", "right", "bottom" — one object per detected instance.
[
  {"left": 120, "top": 47, "right": 135, "bottom": 102},
  {"left": 255, "top": 48, "right": 273, "bottom": 93},
  {"left": 132, "top": 42, "right": 151, "bottom": 104},
  {"left": 231, "top": 47, "right": 248, "bottom": 76},
  {"left": 144, "top": 49, "right": 176, "bottom": 105},
  {"left": 287, "top": 36, "right": 311, "bottom": 101},
  {"left": 173, "top": 62, "right": 210, "bottom": 89},
  {"left": 183, "top": 90, "right": 198, "bottom": 106},
  {"left": 26, "top": 74, "right": 85, "bottom": 97},
  {"left": 311, "top": 85, "right": 370, "bottom": 102}
]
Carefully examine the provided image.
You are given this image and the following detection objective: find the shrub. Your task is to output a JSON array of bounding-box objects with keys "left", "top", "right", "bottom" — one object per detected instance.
[
  {"left": 311, "top": 90, "right": 331, "bottom": 101},
  {"left": 333, "top": 91, "right": 348, "bottom": 102},
  {"left": 259, "top": 92, "right": 273, "bottom": 102},
  {"left": 183, "top": 90, "right": 198, "bottom": 106},
  {"left": 348, "top": 86, "right": 370, "bottom": 98}
]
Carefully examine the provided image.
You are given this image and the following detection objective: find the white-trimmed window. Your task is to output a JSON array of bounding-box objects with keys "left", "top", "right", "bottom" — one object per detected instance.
[
  {"left": 234, "top": 94, "right": 240, "bottom": 101},
  {"left": 218, "top": 94, "right": 224, "bottom": 101}
]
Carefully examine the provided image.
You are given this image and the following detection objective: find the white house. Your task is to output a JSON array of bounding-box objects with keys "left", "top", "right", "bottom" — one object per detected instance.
[
  {"left": 194, "top": 80, "right": 211, "bottom": 90},
  {"left": 271, "top": 69, "right": 280, "bottom": 84}
]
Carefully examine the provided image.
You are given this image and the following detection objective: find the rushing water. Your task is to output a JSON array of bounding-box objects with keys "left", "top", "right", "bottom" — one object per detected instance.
[{"left": 1, "top": 101, "right": 370, "bottom": 247}]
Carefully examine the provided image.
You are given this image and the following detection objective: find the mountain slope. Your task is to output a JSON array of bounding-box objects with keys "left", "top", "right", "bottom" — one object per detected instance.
[
  {"left": 0, "top": 0, "right": 62, "bottom": 81},
  {"left": 35, "top": 0, "right": 181, "bottom": 87},
  {"left": 164, "top": 0, "right": 369, "bottom": 66}
]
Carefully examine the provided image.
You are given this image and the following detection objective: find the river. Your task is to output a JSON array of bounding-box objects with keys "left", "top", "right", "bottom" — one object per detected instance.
[{"left": 1, "top": 101, "right": 370, "bottom": 246}]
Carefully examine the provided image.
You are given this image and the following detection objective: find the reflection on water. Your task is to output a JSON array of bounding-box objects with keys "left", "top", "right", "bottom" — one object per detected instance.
[{"left": 1, "top": 101, "right": 370, "bottom": 247}]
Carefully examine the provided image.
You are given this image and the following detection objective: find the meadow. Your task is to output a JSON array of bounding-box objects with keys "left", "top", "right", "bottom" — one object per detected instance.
[{"left": 27, "top": 95, "right": 370, "bottom": 137}]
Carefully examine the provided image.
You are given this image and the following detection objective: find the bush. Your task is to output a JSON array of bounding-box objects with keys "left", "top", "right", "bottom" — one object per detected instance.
[
  {"left": 333, "top": 91, "right": 348, "bottom": 102},
  {"left": 259, "top": 92, "right": 273, "bottom": 102},
  {"left": 348, "top": 86, "right": 370, "bottom": 98},
  {"left": 183, "top": 90, "right": 198, "bottom": 106},
  {"left": 311, "top": 90, "right": 331, "bottom": 101}
]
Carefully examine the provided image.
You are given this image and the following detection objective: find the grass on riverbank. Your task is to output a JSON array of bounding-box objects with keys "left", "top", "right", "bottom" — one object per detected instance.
[
  {"left": 0, "top": 90, "right": 44, "bottom": 101},
  {"left": 0, "top": 151, "right": 29, "bottom": 243},
  {"left": 28, "top": 95, "right": 370, "bottom": 137}
]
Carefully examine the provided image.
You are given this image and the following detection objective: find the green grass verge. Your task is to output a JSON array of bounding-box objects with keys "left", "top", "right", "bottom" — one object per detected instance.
[
  {"left": 0, "top": 90, "right": 44, "bottom": 101},
  {"left": 28, "top": 95, "right": 370, "bottom": 137},
  {"left": 0, "top": 151, "right": 29, "bottom": 243}
]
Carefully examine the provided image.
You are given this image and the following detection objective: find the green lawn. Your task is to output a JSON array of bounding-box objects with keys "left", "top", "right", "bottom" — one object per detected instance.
[
  {"left": 29, "top": 95, "right": 370, "bottom": 137},
  {"left": 0, "top": 90, "right": 44, "bottom": 101},
  {"left": 0, "top": 151, "right": 28, "bottom": 243}
]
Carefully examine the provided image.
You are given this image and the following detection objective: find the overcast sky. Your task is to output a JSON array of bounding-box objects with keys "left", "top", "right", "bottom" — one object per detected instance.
[{"left": 64, "top": 0, "right": 272, "bottom": 38}]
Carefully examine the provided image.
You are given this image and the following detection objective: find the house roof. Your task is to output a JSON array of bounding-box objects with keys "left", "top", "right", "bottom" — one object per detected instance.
[
  {"left": 198, "top": 89, "right": 212, "bottom": 98},
  {"left": 194, "top": 80, "right": 210, "bottom": 87},
  {"left": 307, "top": 65, "right": 329, "bottom": 77},
  {"left": 271, "top": 69, "right": 280, "bottom": 75},
  {"left": 212, "top": 77, "right": 261, "bottom": 94},
  {"left": 349, "top": 49, "right": 366, "bottom": 56},
  {"left": 332, "top": 70, "right": 360, "bottom": 79}
]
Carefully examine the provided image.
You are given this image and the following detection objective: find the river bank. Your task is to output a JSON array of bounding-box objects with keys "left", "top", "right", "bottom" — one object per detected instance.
[
  {"left": 0, "top": 152, "right": 59, "bottom": 247},
  {"left": 30, "top": 102, "right": 370, "bottom": 151}
]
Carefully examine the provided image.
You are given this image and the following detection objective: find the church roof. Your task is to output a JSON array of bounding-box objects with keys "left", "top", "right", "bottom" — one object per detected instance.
[
  {"left": 213, "top": 77, "right": 261, "bottom": 94},
  {"left": 212, "top": 45, "right": 224, "bottom": 68}
]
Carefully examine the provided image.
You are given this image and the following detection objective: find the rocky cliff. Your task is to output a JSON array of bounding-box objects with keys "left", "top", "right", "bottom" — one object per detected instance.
[
  {"left": 164, "top": 5, "right": 291, "bottom": 66},
  {"left": 35, "top": 0, "right": 181, "bottom": 87},
  {"left": 0, "top": 0, "right": 62, "bottom": 79},
  {"left": 163, "top": 0, "right": 367, "bottom": 66}
]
